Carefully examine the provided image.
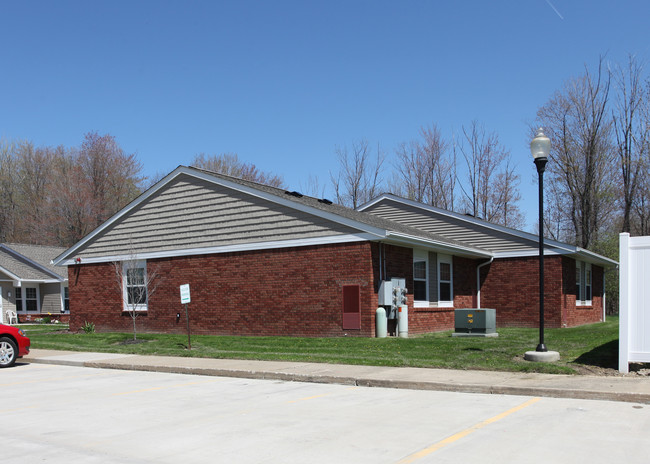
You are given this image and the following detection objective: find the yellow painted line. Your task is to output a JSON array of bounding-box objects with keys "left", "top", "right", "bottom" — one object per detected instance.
[
  {"left": 112, "top": 379, "right": 222, "bottom": 396},
  {"left": 396, "top": 397, "right": 541, "bottom": 464}
]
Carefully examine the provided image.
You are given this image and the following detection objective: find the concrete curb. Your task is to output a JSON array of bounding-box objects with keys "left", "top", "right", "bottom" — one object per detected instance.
[{"left": 25, "top": 353, "right": 650, "bottom": 405}]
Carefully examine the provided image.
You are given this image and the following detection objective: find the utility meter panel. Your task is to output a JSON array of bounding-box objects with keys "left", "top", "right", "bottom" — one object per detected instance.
[
  {"left": 378, "top": 278, "right": 407, "bottom": 320},
  {"left": 391, "top": 278, "right": 407, "bottom": 307}
]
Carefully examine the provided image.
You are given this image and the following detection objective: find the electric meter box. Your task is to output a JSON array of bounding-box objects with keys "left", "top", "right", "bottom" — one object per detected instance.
[
  {"left": 378, "top": 281, "right": 393, "bottom": 306},
  {"left": 378, "top": 279, "right": 407, "bottom": 307},
  {"left": 453, "top": 308, "right": 498, "bottom": 337}
]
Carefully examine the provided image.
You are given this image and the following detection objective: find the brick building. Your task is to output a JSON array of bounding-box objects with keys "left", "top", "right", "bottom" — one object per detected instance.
[{"left": 53, "top": 166, "right": 616, "bottom": 336}]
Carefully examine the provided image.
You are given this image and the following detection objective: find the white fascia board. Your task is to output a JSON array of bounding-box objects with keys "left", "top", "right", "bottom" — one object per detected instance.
[
  {"left": 575, "top": 248, "right": 618, "bottom": 267},
  {"left": 57, "top": 233, "right": 379, "bottom": 265},
  {"left": 384, "top": 232, "right": 492, "bottom": 258},
  {"left": 362, "top": 194, "right": 577, "bottom": 253},
  {"left": 494, "top": 248, "right": 618, "bottom": 267},
  {"left": 53, "top": 166, "right": 388, "bottom": 266},
  {"left": 493, "top": 249, "right": 571, "bottom": 259}
]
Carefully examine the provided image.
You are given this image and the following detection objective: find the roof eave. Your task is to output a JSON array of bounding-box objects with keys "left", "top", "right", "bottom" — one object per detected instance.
[{"left": 384, "top": 232, "right": 492, "bottom": 258}]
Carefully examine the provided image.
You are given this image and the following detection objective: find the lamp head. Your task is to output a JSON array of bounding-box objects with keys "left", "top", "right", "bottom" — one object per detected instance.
[{"left": 530, "top": 128, "right": 551, "bottom": 160}]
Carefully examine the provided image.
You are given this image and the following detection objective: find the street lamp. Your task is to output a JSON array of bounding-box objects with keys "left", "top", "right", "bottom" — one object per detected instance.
[{"left": 525, "top": 128, "right": 560, "bottom": 362}]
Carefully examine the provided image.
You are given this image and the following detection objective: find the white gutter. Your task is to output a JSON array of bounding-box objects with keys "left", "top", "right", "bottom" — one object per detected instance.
[{"left": 476, "top": 257, "right": 494, "bottom": 308}]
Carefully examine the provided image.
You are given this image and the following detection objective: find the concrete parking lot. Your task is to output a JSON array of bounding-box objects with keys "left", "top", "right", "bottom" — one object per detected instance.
[{"left": 3, "top": 363, "right": 649, "bottom": 463}]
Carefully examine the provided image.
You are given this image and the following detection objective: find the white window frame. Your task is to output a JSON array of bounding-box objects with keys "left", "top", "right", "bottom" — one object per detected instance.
[
  {"left": 122, "top": 260, "right": 148, "bottom": 312},
  {"left": 576, "top": 260, "right": 592, "bottom": 306},
  {"left": 14, "top": 285, "right": 40, "bottom": 313},
  {"left": 438, "top": 254, "right": 453, "bottom": 308},
  {"left": 413, "top": 249, "right": 428, "bottom": 308},
  {"left": 61, "top": 284, "right": 69, "bottom": 313}
]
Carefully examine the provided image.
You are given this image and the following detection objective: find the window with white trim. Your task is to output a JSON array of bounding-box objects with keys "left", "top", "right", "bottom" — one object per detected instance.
[
  {"left": 14, "top": 286, "right": 39, "bottom": 313},
  {"left": 413, "top": 260, "right": 427, "bottom": 302},
  {"left": 123, "top": 261, "right": 148, "bottom": 311},
  {"left": 63, "top": 287, "right": 70, "bottom": 313},
  {"left": 576, "top": 260, "right": 592, "bottom": 306},
  {"left": 438, "top": 254, "right": 453, "bottom": 306},
  {"left": 411, "top": 251, "right": 453, "bottom": 307}
]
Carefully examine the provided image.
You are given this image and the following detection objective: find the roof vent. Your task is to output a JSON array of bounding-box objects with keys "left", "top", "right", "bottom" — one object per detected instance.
[
  {"left": 318, "top": 198, "right": 333, "bottom": 205},
  {"left": 285, "top": 191, "right": 303, "bottom": 198}
]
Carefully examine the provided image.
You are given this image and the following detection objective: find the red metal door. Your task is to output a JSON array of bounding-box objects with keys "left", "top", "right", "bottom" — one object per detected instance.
[{"left": 342, "top": 285, "right": 361, "bottom": 330}]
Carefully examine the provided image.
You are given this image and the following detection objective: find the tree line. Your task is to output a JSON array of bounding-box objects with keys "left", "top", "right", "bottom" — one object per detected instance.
[{"left": 0, "top": 133, "right": 144, "bottom": 247}]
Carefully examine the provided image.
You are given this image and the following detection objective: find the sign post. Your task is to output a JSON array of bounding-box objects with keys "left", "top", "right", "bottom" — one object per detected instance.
[{"left": 180, "top": 284, "right": 191, "bottom": 350}]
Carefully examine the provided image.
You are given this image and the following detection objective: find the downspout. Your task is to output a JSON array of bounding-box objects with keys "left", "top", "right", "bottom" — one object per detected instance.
[
  {"left": 603, "top": 267, "right": 609, "bottom": 322},
  {"left": 476, "top": 257, "right": 494, "bottom": 309}
]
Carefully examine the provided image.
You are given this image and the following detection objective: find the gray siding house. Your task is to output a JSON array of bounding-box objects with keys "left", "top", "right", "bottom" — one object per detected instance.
[{"left": 0, "top": 243, "right": 68, "bottom": 324}]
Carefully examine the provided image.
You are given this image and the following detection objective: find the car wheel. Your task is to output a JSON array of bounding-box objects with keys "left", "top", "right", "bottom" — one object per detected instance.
[{"left": 0, "top": 337, "right": 18, "bottom": 368}]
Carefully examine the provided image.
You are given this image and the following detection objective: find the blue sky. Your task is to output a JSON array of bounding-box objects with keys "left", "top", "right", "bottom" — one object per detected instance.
[{"left": 2, "top": 1, "right": 649, "bottom": 230}]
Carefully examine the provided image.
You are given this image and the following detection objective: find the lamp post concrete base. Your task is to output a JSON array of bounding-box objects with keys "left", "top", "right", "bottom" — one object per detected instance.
[{"left": 524, "top": 350, "right": 560, "bottom": 362}]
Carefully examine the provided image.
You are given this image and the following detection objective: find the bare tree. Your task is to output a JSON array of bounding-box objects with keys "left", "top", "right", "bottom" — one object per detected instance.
[
  {"left": 536, "top": 57, "right": 615, "bottom": 249},
  {"left": 330, "top": 139, "right": 385, "bottom": 208},
  {"left": 191, "top": 153, "right": 285, "bottom": 188},
  {"left": 113, "top": 249, "right": 163, "bottom": 341},
  {"left": 299, "top": 174, "right": 327, "bottom": 199},
  {"left": 17, "top": 143, "right": 59, "bottom": 243},
  {"left": 394, "top": 125, "right": 455, "bottom": 209},
  {"left": 457, "top": 121, "right": 521, "bottom": 227},
  {"left": 488, "top": 159, "right": 524, "bottom": 229},
  {"left": 422, "top": 125, "right": 456, "bottom": 211},
  {"left": 394, "top": 139, "right": 428, "bottom": 202},
  {"left": 612, "top": 55, "right": 648, "bottom": 233},
  {"left": 634, "top": 165, "right": 650, "bottom": 235},
  {"left": 78, "top": 132, "right": 144, "bottom": 228},
  {"left": 49, "top": 154, "right": 94, "bottom": 246},
  {"left": 0, "top": 139, "right": 20, "bottom": 242}
]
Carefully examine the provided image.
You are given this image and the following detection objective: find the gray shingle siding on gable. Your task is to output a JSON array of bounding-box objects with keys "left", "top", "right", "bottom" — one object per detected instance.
[
  {"left": 362, "top": 199, "right": 540, "bottom": 254},
  {"left": 73, "top": 174, "right": 362, "bottom": 259}
]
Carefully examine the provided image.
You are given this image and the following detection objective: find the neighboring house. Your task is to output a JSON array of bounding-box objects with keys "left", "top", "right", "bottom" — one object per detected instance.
[
  {"left": 52, "top": 166, "right": 615, "bottom": 336},
  {"left": 0, "top": 243, "right": 69, "bottom": 324}
]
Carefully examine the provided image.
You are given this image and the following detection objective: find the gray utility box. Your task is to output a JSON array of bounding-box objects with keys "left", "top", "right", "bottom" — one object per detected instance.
[{"left": 452, "top": 308, "right": 498, "bottom": 338}]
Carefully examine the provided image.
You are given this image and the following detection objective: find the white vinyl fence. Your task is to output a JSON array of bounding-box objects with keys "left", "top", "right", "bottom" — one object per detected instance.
[{"left": 619, "top": 233, "right": 650, "bottom": 373}]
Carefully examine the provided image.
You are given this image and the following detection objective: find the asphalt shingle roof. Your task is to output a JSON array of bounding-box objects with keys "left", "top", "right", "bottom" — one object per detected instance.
[
  {"left": 0, "top": 243, "right": 67, "bottom": 280},
  {"left": 188, "top": 166, "right": 491, "bottom": 256}
]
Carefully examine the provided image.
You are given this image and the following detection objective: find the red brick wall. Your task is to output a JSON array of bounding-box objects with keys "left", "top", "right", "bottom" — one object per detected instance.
[
  {"left": 68, "top": 242, "right": 606, "bottom": 337},
  {"left": 561, "top": 256, "right": 604, "bottom": 327},
  {"left": 69, "top": 242, "right": 376, "bottom": 337},
  {"left": 480, "top": 256, "right": 604, "bottom": 328}
]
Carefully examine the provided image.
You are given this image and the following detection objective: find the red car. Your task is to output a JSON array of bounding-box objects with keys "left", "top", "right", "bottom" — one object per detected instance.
[{"left": 0, "top": 324, "right": 30, "bottom": 368}]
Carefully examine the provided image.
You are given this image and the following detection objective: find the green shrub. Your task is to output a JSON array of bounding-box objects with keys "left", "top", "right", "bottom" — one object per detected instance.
[{"left": 81, "top": 321, "right": 95, "bottom": 334}]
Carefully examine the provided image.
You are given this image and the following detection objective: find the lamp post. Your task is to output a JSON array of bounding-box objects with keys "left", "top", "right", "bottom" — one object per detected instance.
[
  {"left": 530, "top": 128, "right": 550, "bottom": 352},
  {"left": 525, "top": 129, "right": 559, "bottom": 362}
]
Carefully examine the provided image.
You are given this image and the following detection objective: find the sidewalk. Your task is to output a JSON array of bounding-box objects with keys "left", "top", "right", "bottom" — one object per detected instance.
[{"left": 23, "top": 348, "right": 650, "bottom": 404}]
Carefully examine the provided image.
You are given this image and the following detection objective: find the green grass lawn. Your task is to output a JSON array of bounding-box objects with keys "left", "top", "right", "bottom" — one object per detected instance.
[{"left": 19, "top": 316, "right": 620, "bottom": 375}]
